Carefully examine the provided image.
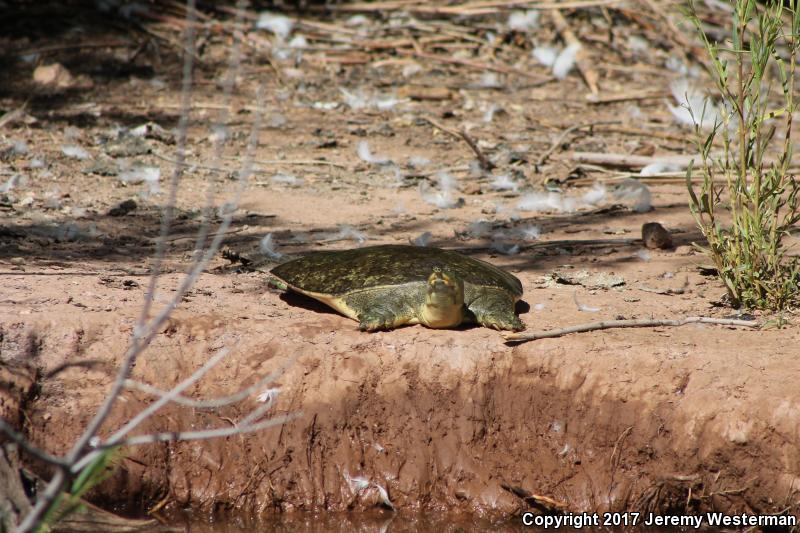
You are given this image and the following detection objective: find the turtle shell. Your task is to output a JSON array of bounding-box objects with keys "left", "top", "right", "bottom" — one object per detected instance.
[{"left": 270, "top": 244, "right": 522, "bottom": 297}]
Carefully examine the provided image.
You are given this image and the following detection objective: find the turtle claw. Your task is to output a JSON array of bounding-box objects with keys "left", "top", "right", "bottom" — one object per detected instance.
[
  {"left": 481, "top": 315, "right": 525, "bottom": 332},
  {"left": 358, "top": 311, "right": 396, "bottom": 332}
]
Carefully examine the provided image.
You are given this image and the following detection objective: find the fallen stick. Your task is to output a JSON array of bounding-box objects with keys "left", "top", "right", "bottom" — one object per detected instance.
[
  {"left": 422, "top": 116, "right": 494, "bottom": 171},
  {"left": 501, "top": 482, "right": 569, "bottom": 513},
  {"left": 224, "top": 156, "right": 347, "bottom": 169},
  {"left": 592, "top": 125, "right": 689, "bottom": 143},
  {"left": 323, "top": 0, "right": 625, "bottom": 15},
  {"left": 586, "top": 90, "right": 670, "bottom": 104},
  {"left": 153, "top": 152, "right": 347, "bottom": 172},
  {"left": 503, "top": 316, "right": 759, "bottom": 343},
  {"left": 537, "top": 120, "right": 620, "bottom": 166},
  {"left": 567, "top": 171, "right": 688, "bottom": 186},
  {"left": 570, "top": 150, "right": 798, "bottom": 170},
  {"left": 307, "top": 53, "right": 372, "bottom": 65},
  {"left": 550, "top": 10, "right": 600, "bottom": 94},
  {"left": 570, "top": 151, "right": 702, "bottom": 168},
  {"left": 402, "top": 49, "right": 550, "bottom": 82}
]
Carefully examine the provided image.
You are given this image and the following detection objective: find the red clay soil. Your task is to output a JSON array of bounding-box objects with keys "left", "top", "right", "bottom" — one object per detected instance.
[{"left": 3, "top": 246, "right": 800, "bottom": 522}]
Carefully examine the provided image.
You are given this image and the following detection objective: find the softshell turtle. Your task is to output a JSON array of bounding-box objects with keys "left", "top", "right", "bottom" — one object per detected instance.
[{"left": 269, "top": 244, "right": 525, "bottom": 331}]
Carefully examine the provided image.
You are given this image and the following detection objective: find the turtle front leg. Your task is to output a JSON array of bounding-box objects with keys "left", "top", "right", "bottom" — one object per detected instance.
[
  {"left": 466, "top": 289, "right": 525, "bottom": 331},
  {"left": 357, "top": 304, "right": 416, "bottom": 331},
  {"left": 343, "top": 291, "right": 416, "bottom": 332}
]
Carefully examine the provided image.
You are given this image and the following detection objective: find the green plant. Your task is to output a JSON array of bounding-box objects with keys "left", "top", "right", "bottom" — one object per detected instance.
[
  {"left": 685, "top": 0, "right": 800, "bottom": 310},
  {"left": 35, "top": 448, "right": 119, "bottom": 533}
]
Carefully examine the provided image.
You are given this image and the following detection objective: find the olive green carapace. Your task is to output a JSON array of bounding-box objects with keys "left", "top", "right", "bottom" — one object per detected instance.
[{"left": 269, "top": 245, "right": 525, "bottom": 332}]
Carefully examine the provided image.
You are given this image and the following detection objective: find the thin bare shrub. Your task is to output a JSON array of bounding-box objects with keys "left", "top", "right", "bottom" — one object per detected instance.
[{"left": 0, "top": 1, "right": 295, "bottom": 531}]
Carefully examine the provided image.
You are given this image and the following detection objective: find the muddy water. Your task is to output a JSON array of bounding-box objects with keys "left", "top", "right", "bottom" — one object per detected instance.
[
  {"left": 178, "top": 512, "right": 539, "bottom": 532},
  {"left": 176, "top": 512, "right": 700, "bottom": 532}
]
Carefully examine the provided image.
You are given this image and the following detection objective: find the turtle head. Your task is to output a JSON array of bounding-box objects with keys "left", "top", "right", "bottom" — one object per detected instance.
[{"left": 420, "top": 267, "right": 465, "bottom": 328}]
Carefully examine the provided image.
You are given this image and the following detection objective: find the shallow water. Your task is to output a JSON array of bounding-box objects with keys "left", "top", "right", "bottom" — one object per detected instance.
[
  {"left": 177, "top": 512, "right": 539, "bottom": 532},
  {"left": 174, "top": 511, "right": 715, "bottom": 532}
]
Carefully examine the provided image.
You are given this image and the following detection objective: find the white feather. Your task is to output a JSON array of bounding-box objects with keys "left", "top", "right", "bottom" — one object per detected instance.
[
  {"left": 288, "top": 35, "right": 307, "bottom": 49},
  {"left": 477, "top": 72, "right": 502, "bottom": 89},
  {"left": 118, "top": 166, "right": 160, "bottom": 193},
  {"left": 640, "top": 162, "right": 681, "bottom": 176},
  {"left": 517, "top": 191, "right": 562, "bottom": 212},
  {"left": 257, "top": 387, "right": 280, "bottom": 406},
  {"left": 467, "top": 220, "right": 493, "bottom": 238},
  {"left": 491, "top": 241, "right": 520, "bottom": 255},
  {"left": 573, "top": 291, "right": 601, "bottom": 313},
  {"left": 668, "top": 78, "right": 720, "bottom": 128},
  {"left": 517, "top": 225, "right": 541, "bottom": 240},
  {"left": 552, "top": 42, "right": 581, "bottom": 79},
  {"left": 407, "top": 155, "right": 430, "bottom": 168},
  {"left": 260, "top": 233, "right": 284, "bottom": 260},
  {"left": 412, "top": 232, "right": 432, "bottom": 247},
  {"left": 256, "top": 12, "right": 293, "bottom": 39},
  {"left": 402, "top": 62, "right": 422, "bottom": 77},
  {"left": 343, "top": 472, "right": 370, "bottom": 492},
  {"left": 420, "top": 171, "right": 462, "bottom": 209},
  {"left": 271, "top": 172, "right": 300, "bottom": 185},
  {"left": 11, "top": 140, "right": 28, "bottom": 155},
  {"left": 614, "top": 178, "right": 651, "bottom": 213},
  {"left": 532, "top": 46, "right": 557, "bottom": 67},
  {"left": 490, "top": 173, "right": 518, "bottom": 192},
  {"left": 483, "top": 103, "right": 501, "bottom": 123},
  {"left": 581, "top": 183, "right": 607, "bottom": 205},
  {"left": 61, "top": 145, "right": 89, "bottom": 160},
  {"left": 372, "top": 483, "right": 395, "bottom": 509},
  {"left": 332, "top": 225, "right": 367, "bottom": 244},
  {"left": 357, "top": 141, "right": 391, "bottom": 165},
  {"left": 508, "top": 10, "right": 539, "bottom": 32},
  {"left": 345, "top": 14, "right": 369, "bottom": 26},
  {"left": 0, "top": 174, "right": 24, "bottom": 193}
]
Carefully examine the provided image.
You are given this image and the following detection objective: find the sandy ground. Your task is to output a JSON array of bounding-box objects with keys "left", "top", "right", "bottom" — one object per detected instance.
[{"left": 1, "top": 1, "right": 800, "bottom": 527}]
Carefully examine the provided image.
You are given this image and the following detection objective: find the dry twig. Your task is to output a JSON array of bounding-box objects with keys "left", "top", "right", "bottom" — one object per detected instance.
[
  {"left": 9, "top": 3, "right": 294, "bottom": 531},
  {"left": 501, "top": 482, "right": 569, "bottom": 514},
  {"left": 570, "top": 151, "right": 703, "bottom": 169},
  {"left": 324, "top": 0, "right": 625, "bottom": 16},
  {"left": 403, "top": 49, "right": 551, "bottom": 82},
  {"left": 504, "top": 316, "right": 759, "bottom": 343},
  {"left": 422, "top": 116, "right": 494, "bottom": 171},
  {"left": 537, "top": 120, "right": 620, "bottom": 166}
]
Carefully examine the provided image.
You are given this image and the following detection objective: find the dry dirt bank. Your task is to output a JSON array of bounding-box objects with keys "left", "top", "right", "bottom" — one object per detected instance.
[{"left": 3, "top": 264, "right": 799, "bottom": 521}]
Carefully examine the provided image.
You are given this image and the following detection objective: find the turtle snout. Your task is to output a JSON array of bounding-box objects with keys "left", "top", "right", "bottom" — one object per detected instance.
[
  {"left": 427, "top": 269, "right": 455, "bottom": 295},
  {"left": 426, "top": 269, "right": 464, "bottom": 309}
]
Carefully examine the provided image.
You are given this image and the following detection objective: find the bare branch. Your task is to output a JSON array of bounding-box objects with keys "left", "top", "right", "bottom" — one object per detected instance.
[
  {"left": 123, "top": 354, "right": 296, "bottom": 409},
  {"left": 422, "top": 115, "right": 494, "bottom": 171},
  {"left": 0, "top": 420, "right": 69, "bottom": 468},
  {"left": 72, "top": 390, "right": 296, "bottom": 473},
  {"left": 16, "top": 469, "right": 66, "bottom": 533},
  {"left": 536, "top": 121, "right": 620, "bottom": 167},
  {"left": 105, "top": 348, "right": 231, "bottom": 445},
  {"left": 15, "top": 2, "right": 282, "bottom": 531},
  {"left": 66, "top": 0, "right": 201, "bottom": 467},
  {"left": 503, "top": 316, "right": 760, "bottom": 343},
  {"left": 90, "top": 413, "right": 301, "bottom": 451},
  {"left": 67, "top": 8, "right": 273, "bottom": 481}
]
